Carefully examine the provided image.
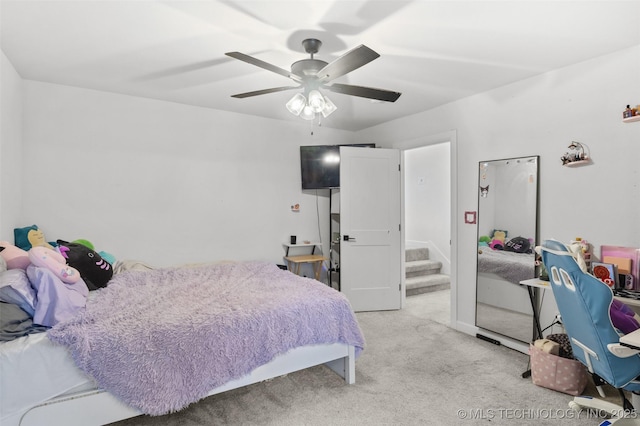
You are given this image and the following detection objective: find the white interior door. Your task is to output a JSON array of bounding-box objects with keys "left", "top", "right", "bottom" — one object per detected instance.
[{"left": 339, "top": 146, "right": 401, "bottom": 312}]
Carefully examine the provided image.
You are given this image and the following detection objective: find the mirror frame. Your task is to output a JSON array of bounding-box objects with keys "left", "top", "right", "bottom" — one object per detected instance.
[{"left": 474, "top": 155, "right": 540, "bottom": 343}]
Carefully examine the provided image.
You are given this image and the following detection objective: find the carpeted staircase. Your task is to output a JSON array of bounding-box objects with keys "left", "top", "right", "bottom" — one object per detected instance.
[{"left": 405, "top": 247, "right": 450, "bottom": 296}]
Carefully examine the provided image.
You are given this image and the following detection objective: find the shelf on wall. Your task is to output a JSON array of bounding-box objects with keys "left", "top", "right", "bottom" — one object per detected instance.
[
  {"left": 563, "top": 159, "right": 591, "bottom": 168},
  {"left": 623, "top": 115, "right": 640, "bottom": 123}
]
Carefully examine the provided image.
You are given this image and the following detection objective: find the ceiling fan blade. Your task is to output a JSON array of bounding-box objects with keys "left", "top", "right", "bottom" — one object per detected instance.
[
  {"left": 225, "top": 52, "right": 302, "bottom": 83},
  {"left": 325, "top": 83, "right": 401, "bottom": 102},
  {"left": 231, "top": 86, "right": 300, "bottom": 98},
  {"left": 317, "top": 45, "right": 380, "bottom": 82}
]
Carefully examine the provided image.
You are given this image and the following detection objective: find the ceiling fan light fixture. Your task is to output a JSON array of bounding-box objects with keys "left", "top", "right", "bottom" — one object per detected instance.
[
  {"left": 308, "top": 90, "right": 325, "bottom": 113},
  {"left": 321, "top": 95, "right": 337, "bottom": 118},
  {"left": 286, "top": 93, "right": 306, "bottom": 116},
  {"left": 300, "top": 104, "right": 316, "bottom": 121},
  {"left": 228, "top": 39, "right": 401, "bottom": 124}
]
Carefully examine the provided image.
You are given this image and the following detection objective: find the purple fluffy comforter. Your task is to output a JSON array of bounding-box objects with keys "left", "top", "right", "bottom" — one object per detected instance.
[{"left": 48, "top": 262, "right": 365, "bottom": 415}]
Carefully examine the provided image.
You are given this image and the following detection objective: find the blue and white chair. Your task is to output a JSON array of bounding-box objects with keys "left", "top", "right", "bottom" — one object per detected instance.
[{"left": 539, "top": 239, "right": 640, "bottom": 422}]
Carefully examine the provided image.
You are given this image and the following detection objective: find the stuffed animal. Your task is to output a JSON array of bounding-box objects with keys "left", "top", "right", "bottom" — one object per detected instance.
[
  {"left": 57, "top": 240, "right": 113, "bottom": 290},
  {"left": 72, "top": 239, "right": 116, "bottom": 266},
  {"left": 0, "top": 241, "right": 31, "bottom": 270},
  {"left": 28, "top": 246, "right": 80, "bottom": 284},
  {"left": 504, "top": 236, "right": 532, "bottom": 254},
  {"left": 14, "top": 225, "right": 55, "bottom": 251},
  {"left": 489, "top": 239, "right": 504, "bottom": 250},
  {"left": 491, "top": 230, "right": 507, "bottom": 243},
  {"left": 478, "top": 236, "right": 490, "bottom": 247}
]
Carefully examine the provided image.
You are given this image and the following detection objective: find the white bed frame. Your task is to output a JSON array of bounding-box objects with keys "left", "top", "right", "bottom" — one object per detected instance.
[{"left": 15, "top": 343, "right": 356, "bottom": 426}]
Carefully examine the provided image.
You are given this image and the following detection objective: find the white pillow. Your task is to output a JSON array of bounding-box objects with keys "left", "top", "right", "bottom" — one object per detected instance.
[{"left": 0, "top": 269, "right": 36, "bottom": 316}]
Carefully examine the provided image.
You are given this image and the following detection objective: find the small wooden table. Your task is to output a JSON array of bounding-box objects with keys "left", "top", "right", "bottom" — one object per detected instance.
[{"left": 284, "top": 255, "right": 327, "bottom": 281}]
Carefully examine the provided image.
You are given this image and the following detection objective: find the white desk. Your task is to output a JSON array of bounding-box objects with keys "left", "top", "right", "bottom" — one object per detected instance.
[
  {"left": 520, "top": 278, "right": 551, "bottom": 340},
  {"left": 521, "top": 280, "right": 640, "bottom": 349},
  {"left": 620, "top": 328, "right": 640, "bottom": 350},
  {"left": 520, "top": 278, "right": 551, "bottom": 290}
]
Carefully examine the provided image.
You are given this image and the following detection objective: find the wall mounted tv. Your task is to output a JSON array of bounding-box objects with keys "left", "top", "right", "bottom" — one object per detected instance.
[{"left": 300, "top": 144, "right": 375, "bottom": 190}]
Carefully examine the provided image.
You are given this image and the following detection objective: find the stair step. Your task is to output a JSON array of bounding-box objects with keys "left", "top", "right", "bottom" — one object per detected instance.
[
  {"left": 405, "top": 259, "right": 442, "bottom": 278},
  {"left": 405, "top": 247, "right": 429, "bottom": 262},
  {"left": 406, "top": 274, "right": 450, "bottom": 296}
]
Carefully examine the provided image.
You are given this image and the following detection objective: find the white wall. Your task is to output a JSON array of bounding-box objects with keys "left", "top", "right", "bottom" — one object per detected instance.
[
  {"left": 404, "top": 143, "right": 450, "bottom": 274},
  {"left": 3, "top": 45, "right": 639, "bottom": 344},
  {"left": 357, "top": 45, "right": 640, "bottom": 339},
  {"left": 18, "top": 81, "right": 355, "bottom": 267},
  {"left": 0, "top": 51, "right": 23, "bottom": 239}
]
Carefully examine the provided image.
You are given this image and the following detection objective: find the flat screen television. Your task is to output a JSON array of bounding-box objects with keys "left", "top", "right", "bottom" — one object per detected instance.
[{"left": 300, "top": 144, "right": 375, "bottom": 189}]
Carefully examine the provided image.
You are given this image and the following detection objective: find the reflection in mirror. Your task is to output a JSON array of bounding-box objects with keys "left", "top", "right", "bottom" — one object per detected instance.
[{"left": 475, "top": 156, "right": 539, "bottom": 343}]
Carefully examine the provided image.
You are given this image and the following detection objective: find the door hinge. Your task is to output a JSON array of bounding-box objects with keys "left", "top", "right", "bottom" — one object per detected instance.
[
  {"left": 399, "top": 283, "right": 401, "bottom": 291},
  {"left": 398, "top": 164, "right": 401, "bottom": 172},
  {"left": 399, "top": 224, "right": 401, "bottom": 231}
]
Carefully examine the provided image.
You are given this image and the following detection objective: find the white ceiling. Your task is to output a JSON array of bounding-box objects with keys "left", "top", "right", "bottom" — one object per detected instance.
[{"left": 2, "top": 1, "right": 639, "bottom": 131}]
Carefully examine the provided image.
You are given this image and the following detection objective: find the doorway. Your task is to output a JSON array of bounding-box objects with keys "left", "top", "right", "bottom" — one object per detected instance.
[
  {"left": 404, "top": 143, "right": 450, "bottom": 274},
  {"left": 395, "top": 131, "right": 456, "bottom": 326}
]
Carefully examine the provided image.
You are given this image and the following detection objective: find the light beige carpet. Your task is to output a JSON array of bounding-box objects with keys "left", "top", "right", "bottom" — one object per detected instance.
[{"left": 111, "top": 290, "right": 626, "bottom": 425}]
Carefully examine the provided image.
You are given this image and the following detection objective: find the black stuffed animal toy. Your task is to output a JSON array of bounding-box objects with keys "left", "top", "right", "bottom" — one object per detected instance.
[{"left": 57, "top": 240, "right": 113, "bottom": 290}]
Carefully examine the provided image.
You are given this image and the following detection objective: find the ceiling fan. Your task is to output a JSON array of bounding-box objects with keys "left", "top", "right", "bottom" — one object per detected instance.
[{"left": 225, "top": 39, "right": 401, "bottom": 119}]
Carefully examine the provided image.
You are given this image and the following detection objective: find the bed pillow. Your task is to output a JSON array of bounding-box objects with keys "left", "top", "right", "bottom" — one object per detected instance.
[
  {"left": 14, "top": 225, "right": 55, "bottom": 251},
  {"left": 0, "top": 269, "right": 37, "bottom": 316},
  {"left": 57, "top": 240, "right": 113, "bottom": 290},
  {"left": 504, "top": 236, "right": 532, "bottom": 254},
  {"left": 0, "top": 241, "right": 31, "bottom": 270}
]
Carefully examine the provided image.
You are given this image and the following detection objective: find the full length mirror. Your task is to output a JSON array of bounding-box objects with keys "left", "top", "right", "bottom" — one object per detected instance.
[{"left": 475, "top": 156, "right": 539, "bottom": 343}]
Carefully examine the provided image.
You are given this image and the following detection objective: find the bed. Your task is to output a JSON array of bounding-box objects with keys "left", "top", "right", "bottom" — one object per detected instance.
[
  {"left": 476, "top": 248, "right": 536, "bottom": 313},
  {"left": 1, "top": 261, "right": 364, "bottom": 426},
  {"left": 477, "top": 248, "right": 536, "bottom": 287},
  {"left": 476, "top": 248, "right": 537, "bottom": 343}
]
